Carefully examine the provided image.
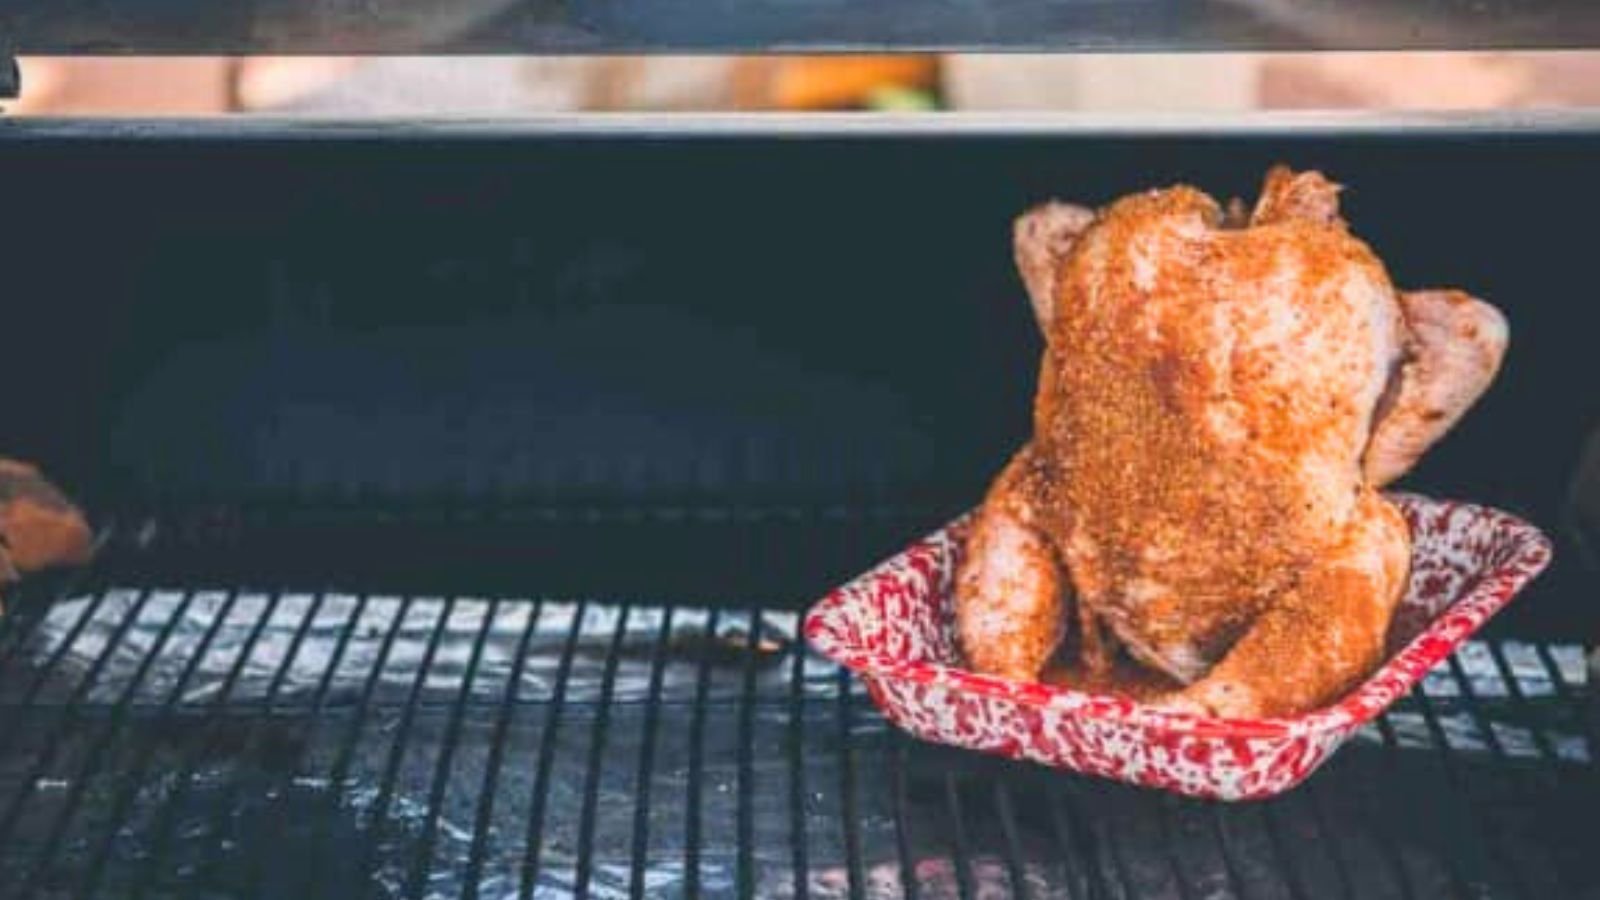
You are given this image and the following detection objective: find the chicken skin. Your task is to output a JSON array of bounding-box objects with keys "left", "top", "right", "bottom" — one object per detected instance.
[{"left": 955, "top": 167, "right": 1507, "bottom": 718}]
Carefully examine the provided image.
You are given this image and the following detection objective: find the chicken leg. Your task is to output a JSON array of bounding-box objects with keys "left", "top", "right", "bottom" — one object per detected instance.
[
  {"left": 955, "top": 202, "right": 1099, "bottom": 681},
  {"left": 1161, "top": 490, "right": 1410, "bottom": 718},
  {"left": 955, "top": 447, "right": 1070, "bottom": 681}
]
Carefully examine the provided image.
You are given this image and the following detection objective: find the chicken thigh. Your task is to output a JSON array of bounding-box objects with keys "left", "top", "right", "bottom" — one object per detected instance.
[{"left": 955, "top": 167, "right": 1507, "bottom": 718}]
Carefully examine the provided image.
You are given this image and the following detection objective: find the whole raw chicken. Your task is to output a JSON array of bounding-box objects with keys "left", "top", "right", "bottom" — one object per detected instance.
[{"left": 955, "top": 167, "right": 1507, "bottom": 717}]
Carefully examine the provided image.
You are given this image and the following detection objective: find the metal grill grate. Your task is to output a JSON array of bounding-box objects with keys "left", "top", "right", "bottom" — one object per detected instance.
[{"left": 0, "top": 528, "right": 1592, "bottom": 899}]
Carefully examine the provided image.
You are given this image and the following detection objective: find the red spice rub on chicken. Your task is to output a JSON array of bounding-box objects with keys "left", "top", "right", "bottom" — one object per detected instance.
[{"left": 956, "top": 167, "right": 1507, "bottom": 718}]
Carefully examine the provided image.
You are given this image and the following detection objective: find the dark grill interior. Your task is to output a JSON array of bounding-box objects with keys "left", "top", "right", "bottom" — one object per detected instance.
[
  {"left": 0, "top": 123, "right": 1595, "bottom": 897},
  {"left": 8, "top": 125, "right": 1600, "bottom": 636}
]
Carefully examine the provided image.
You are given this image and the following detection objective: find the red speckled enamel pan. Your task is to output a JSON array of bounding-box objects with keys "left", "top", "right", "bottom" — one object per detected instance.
[{"left": 805, "top": 494, "right": 1551, "bottom": 800}]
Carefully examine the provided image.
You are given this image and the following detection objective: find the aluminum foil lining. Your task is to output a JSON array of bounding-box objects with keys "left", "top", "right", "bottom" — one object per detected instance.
[{"left": 0, "top": 589, "right": 1589, "bottom": 899}]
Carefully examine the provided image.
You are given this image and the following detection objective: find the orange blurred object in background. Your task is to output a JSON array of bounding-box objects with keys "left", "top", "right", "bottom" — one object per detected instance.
[{"left": 735, "top": 56, "right": 940, "bottom": 109}]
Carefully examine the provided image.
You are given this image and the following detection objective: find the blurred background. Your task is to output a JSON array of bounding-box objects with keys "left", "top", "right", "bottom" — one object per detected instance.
[{"left": 12, "top": 52, "right": 1600, "bottom": 116}]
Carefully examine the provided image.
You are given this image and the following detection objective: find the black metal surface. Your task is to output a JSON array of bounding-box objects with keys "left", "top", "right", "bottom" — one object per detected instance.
[
  {"left": 0, "top": 115, "right": 1598, "bottom": 637},
  {"left": 5, "top": 0, "right": 1600, "bottom": 52},
  {"left": 0, "top": 116, "right": 1592, "bottom": 895},
  {"left": 0, "top": 521, "right": 1590, "bottom": 899},
  {"left": 0, "top": 55, "right": 18, "bottom": 101}
]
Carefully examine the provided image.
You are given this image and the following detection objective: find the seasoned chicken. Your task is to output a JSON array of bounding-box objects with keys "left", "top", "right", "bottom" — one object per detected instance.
[{"left": 955, "top": 167, "right": 1507, "bottom": 718}]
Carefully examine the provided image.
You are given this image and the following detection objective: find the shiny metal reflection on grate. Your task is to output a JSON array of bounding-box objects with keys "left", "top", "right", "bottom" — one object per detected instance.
[{"left": 0, "top": 534, "right": 1591, "bottom": 899}]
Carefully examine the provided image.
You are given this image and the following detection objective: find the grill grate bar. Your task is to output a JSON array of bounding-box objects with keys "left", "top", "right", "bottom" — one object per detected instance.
[
  {"left": 260, "top": 593, "right": 331, "bottom": 715},
  {"left": 0, "top": 577, "right": 61, "bottom": 664},
  {"left": 1483, "top": 643, "right": 1560, "bottom": 763},
  {"left": 520, "top": 599, "right": 589, "bottom": 899},
  {"left": 1445, "top": 652, "right": 1569, "bottom": 899},
  {"left": 1313, "top": 760, "right": 1419, "bottom": 900},
  {"left": 12, "top": 590, "right": 198, "bottom": 892},
  {"left": 1388, "top": 701, "right": 1510, "bottom": 896},
  {"left": 1408, "top": 689, "right": 1526, "bottom": 900},
  {"left": 76, "top": 588, "right": 252, "bottom": 899},
  {"left": 1154, "top": 794, "right": 1201, "bottom": 900},
  {"left": 1253, "top": 798, "right": 1308, "bottom": 900},
  {"left": 304, "top": 595, "right": 374, "bottom": 718},
  {"left": 406, "top": 598, "right": 501, "bottom": 900},
  {"left": 1082, "top": 782, "right": 1137, "bottom": 900},
  {"left": 0, "top": 562, "right": 110, "bottom": 680},
  {"left": 993, "top": 780, "right": 1032, "bottom": 900},
  {"left": 184, "top": 593, "right": 298, "bottom": 897},
  {"left": 1049, "top": 782, "right": 1109, "bottom": 900},
  {"left": 0, "top": 601, "right": 38, "bottom": 669},
  {"left": 305, "top": 595, "right": 414, "bottom": 900},
  {"left": 573, "top": 602, "right": 632, "bottom": 899},
  {"left": 0, "top": 526, "right": 116, "bottom": 675},
  {"left": 1303, "top": 778, "right": 1358, "bottom": 900},
  {"left": 0, "top": 590, "right": 162, "bottom": 852},
  {"left": 1375, "top": 712, "right": 1479, "bottom": 900},
  {"left": 627, "top": 604, "right": 675, "bottom": 900},
  {"left": 122, "top": 590, "right": 301, "bottom": 899},
  {"left": 1447, "top": 654, "right": 1516, "bottom": 759},
  {"left": 1531, "top": 643, "right": 1593, "bottom": 748},
  {"left": 1178, "top": 802, "right": 1226, "bottom": 900},
  {"left": 1203, "top": 804, "right": 1251, "bottom": 900},
  {"left": 735, "top": 606, "right": 760, "bottom": 900},
  {"left": 684, "top": 607, "right": 721, "bottom": 899},
  {"left": 836, "top": 665, "right": 867, "bottom": 900},
  {"left": 0, "top": 694, "right": 880, "bottom": 714},
  {"left": 889, "top": 731, "right": 919, "bottom": 900},
  {"left": 464, "top": 599, "right": 543, "bottom": 900},
  {"left": 0, "top": 588, "right": 119, "bottom": 745},
  {"left": 239, "top": 593, "right": 337, "bottom": 899},
  {"left": 787, "top": 619, "right": 812, "bottom": 900},
  {"left": 942, "top": 772, "right": 976, "bottom": 900},
  {"left": 840, "top": 516, "right": 869, "bottom": 900}
]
